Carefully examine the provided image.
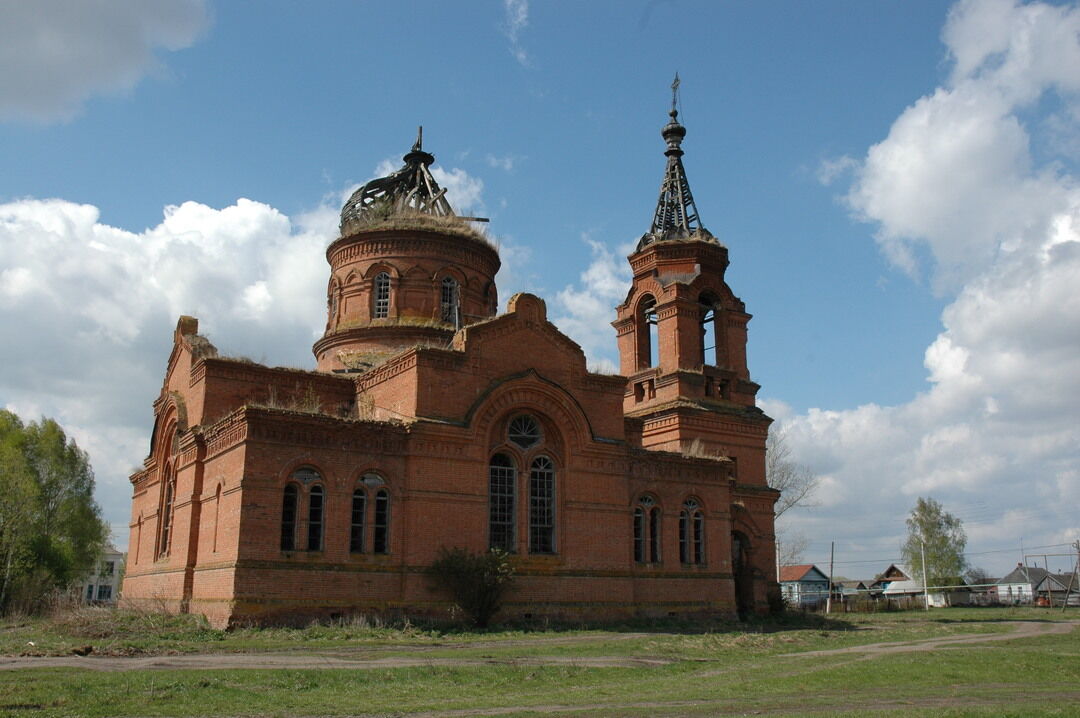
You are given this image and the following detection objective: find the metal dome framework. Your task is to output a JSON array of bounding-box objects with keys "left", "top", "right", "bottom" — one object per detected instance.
[{"left": 340, "top": 127, "right": 456, "bottom": 230}]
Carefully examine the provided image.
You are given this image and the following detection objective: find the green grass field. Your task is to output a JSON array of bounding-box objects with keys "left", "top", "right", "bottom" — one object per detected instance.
[{"left": 1, "top": 606, "right": 1077, "bottom": 717}]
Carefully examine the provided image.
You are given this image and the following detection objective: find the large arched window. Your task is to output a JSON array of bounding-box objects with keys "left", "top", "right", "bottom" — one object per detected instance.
[
  {"left": 281, "top": 484, "right": 299, "bottom": 551},
  {"left": 307, "top": 485, "right": 324, "bottom": 551},
  {"left": 350, "top": 489, "right": 366, "bottom": 553},
  {"left": 440, "top": 276, "right": 460, "bottom": 325},
  {"left": 529, "top": 456, "right": 555, "bottom": 554},
  {"left": 679, "top": 498, "right": 705, "bottom": 565},
  {"left": 633, "top": 495, "right": 661, "bottom": 563},
  {"left": 373, "top": 272, "right": 391, "bottom": 318},
  {"left": 489, "top": 453, "right": 516, "bottom": 551},
  {"left": 373, "top": 489, "right": 390, "bottom": 554}
]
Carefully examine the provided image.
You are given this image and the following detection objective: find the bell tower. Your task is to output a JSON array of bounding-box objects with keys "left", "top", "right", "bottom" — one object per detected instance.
[{"left": 614, "top": 81, "right": 771, "bottom": 487}]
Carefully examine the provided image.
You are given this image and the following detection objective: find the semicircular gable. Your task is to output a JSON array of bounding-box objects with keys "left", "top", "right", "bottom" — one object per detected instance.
[{"left": 465, "top": 370, "right": 596, "bottom": 454}]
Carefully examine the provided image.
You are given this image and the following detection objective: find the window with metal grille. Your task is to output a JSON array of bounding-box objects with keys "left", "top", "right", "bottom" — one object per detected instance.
[
  {"left": 350, "top": 489, "right": 366, "bottom": 553},
  {"left": 281, "top": 484, "right": 298, "bottom": 551},
  {"left": 440, "top": 276, "right": 459, "bottom": 324},
  {"left": 508, "top": 415, "right": 541, "bottom": 449},
  {"left": 489, "top": 453, "right": 516, "bottom": 552},
  {"left": 529, "top": 456, "right": 555, "bottom": 553},
  {"left": 679, "top": 499, "right": 704, "bottom": 565},
  {"left": 373, "top": 489, "right": 390, "bottom": 554},
  {"left": 307, "top": 485, "right": 324, "bottom": 551},
  {"left": 373, "top": 272, "right": 390, "bottom": 318}
]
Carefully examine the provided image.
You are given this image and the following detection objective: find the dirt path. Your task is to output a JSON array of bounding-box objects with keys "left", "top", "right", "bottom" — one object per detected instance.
[
  {"left": 783, "top": 619, "right": 1079, "bottom": 658},
  {"left": 0, "top": 652, "right": 672, "bottom": 672},
  {"left": 1, "top": 619, "right": 1074, "bottom": 673}
]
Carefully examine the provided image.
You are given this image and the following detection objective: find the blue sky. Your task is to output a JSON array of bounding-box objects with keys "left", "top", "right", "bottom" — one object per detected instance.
[{"left": 2, "top": 0, "right": 1079, "bottom": 578}]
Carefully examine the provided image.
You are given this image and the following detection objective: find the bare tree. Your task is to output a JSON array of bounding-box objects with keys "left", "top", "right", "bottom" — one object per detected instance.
[
  {"left": 767, "top": 429, "right": 820, "bottom": 569},
  {"left": 766, "top": 429, "right": 819, "bottom": 519}
]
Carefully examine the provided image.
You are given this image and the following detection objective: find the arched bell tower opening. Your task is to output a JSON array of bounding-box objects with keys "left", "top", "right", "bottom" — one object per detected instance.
[{"left": 313, "top": 128, "right": 501, "bottom": 372}]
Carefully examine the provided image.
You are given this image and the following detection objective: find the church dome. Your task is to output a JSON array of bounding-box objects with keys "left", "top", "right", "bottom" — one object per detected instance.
[{"left": 340, "top": 127, "right": 455, "bottom": 231}]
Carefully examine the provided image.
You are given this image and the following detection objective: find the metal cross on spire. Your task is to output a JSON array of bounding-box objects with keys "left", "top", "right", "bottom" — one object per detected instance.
[{"left": 639, "top": 75, "right": 711, "bottom": 249}]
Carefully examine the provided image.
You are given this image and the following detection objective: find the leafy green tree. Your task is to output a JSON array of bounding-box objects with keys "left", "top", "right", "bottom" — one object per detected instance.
[
  {"left": 0, "top": 410, "right": 108, "bottom": 613},
  {"left": 900, "top": 497, "right": 967, "bottom": 589},
  {"left": 428, "top": 547, "right": 515, "bottom": 628}
]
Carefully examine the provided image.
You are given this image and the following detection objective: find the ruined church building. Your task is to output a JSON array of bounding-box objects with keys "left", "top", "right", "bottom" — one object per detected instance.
[{"left": 122, "top": 95, "right": 780, "bottom": 627}]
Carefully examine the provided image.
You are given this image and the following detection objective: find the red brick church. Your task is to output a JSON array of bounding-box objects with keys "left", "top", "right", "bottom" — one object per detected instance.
[{"left": 122, "top": 102, "right": 780, "bottom": 628}]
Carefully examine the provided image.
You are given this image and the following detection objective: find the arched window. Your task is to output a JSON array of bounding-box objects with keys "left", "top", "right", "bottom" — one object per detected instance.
[
  {"left": 159, "top": 476, "right": 175, "bottom": 557},
  {"left": 440, "top": 276, "right": 460, "bottom": 325},
  {"left": 350, "top": 489, "right": 366, "bottom": 553},
  {"left": 212, "top": 485, "right": 222, "bottom": 553},
  {"left": 373, "top": 489, "right": 390, "bottom": 554},
  {"left": 639, "top": 295, "right": 659, "bottom": 369},
  {"left": 508, "top": 414, "right": 541, "bottom": 449},
  {"left": 307, "top": 485, "right": 324, "bottom": 551},
  {"left": 489, "top": 453, "right": 516, "bottom": 551},
  {"left": 633, "top": 495, "right": 660, "bottom": 564},
  {"left": 328, "top": 281, "right": 340, "bottom": 326},
  {"left": 529, "top": 456, "right": 555, "bottom": 554},
  {"left": 649, "top": 506, "right": 662, "bottom": 563},
  {"left": 679, "top": 498, "right": 704, "bottom": 565},
  {"left": 373, "top": 272, "right": 390, "bottom": 318},
  {"left": 633, "top": 507, "right": 645, "bottom": 563},
  {"left": 281, "top": 485, "right": 298, "bottom": 551},
  {"left": 135, "top": 516, "right": 142, "bottom": 565},
  {"left": 699, "top": 292, "right": 719, "bottom": 367}
]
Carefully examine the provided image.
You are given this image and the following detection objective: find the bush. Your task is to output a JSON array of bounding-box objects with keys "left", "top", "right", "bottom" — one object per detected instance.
[{"left": 428, "top": 547, "right": 514, "bottom": 628}]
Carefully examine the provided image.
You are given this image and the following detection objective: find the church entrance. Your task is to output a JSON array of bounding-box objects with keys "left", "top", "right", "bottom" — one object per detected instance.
[{"left": 731, "top": 531, "right": 754, "bottom": 619}]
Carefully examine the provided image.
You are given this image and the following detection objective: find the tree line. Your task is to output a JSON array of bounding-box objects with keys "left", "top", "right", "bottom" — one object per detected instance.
[{"left": 0, "top": 410, "right": 108, "bottom": 614}]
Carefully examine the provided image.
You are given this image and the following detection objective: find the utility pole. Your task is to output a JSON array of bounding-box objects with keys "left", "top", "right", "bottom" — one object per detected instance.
[
  {"left": 1063, "top": 540, "right": 1080, "bottom": 613},
  {"left": 921, "top": 535, "right": 930, "bottom": 611},
  {"left": 775, "top": 541, "right": 780, "bottom": 582},
  {"left": 826, "top": 541, "right": 835, "bottom": 614}
]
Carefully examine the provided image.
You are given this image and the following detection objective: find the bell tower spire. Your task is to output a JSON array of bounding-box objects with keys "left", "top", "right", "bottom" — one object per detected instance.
[
  {"left": 613, "top": 79, "right": 770, "bottom": 478},
  {"left": 641, "top": 73, "right": 710, "bottom": 249}
]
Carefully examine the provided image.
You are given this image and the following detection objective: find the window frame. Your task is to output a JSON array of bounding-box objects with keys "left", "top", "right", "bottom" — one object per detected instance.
[
  {"left": 528, "top": 455, "right": 556, "bottom": 554},
  {"left": 373, "top": 272, "right": 391, "bottom": 318}
]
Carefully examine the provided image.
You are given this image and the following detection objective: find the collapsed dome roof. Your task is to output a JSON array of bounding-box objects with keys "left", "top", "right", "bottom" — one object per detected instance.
[{"left": 340, "top": 127, "right": 456, "bottom": 230}]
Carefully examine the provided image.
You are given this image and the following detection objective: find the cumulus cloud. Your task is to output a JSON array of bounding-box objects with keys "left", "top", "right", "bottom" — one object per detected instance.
[
  {"left": 0, "top": 196, "right": 334, "bottom": 542},
  {"left": 780, "top": 0, "right": 1080, "bottom": 570},
  {"left": 550, "top": 235, "right": 633, "bottom": 370},
  {"left": 0, "top": 0, "right": 208, "bottom": 122}
]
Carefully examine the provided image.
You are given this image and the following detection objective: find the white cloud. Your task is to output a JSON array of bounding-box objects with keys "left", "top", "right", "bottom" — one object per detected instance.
[
  {"left": 502, "top": 0, "right": 530, "bottom": 67},
  {"left": 551, "top": 235, "right": 633, "bottom": 368},
  {"left": 0, "top": 0, "right": 208, "bottom": 122},
  {"left": 776, "top": 0, "right": 1080, "bottom": 571},
  {"left": 0, "top": 195, "right": 334, "bottom": 544},
  {"left": 485, "top": 154, "right": 519, "bottom": 172}
]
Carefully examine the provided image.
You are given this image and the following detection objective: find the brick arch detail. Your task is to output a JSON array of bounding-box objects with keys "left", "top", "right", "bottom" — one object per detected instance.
[
  {"left": 466, "top": 372, "right": 594, "bottom": 456},
  {"left": 361, "top": 262, "right": 401, "bottom": 280},
  {"left": 278, "top": 458, "right": 334, "bottom": 486}
]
